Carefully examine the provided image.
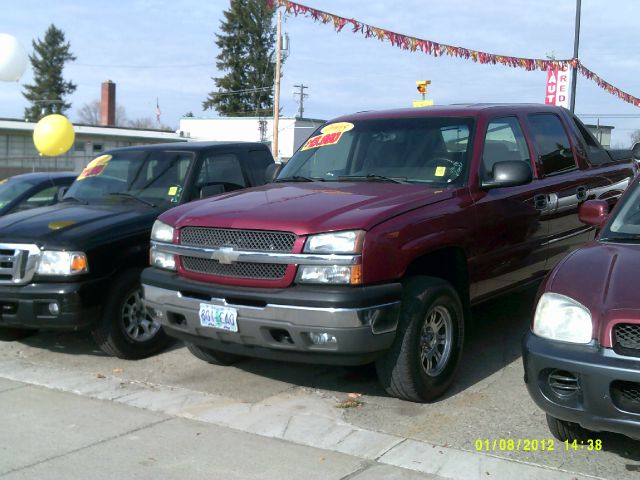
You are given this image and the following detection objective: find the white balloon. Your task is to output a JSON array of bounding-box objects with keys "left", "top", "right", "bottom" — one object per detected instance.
[{"left": 0, "top": 33, "right": 28, "bottom": 82}]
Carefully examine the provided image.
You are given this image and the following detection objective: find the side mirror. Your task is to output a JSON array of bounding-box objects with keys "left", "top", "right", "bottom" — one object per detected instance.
[
  {"left": 632, "top": 142, "right": 640, "bottom": 160},
  {"left": 481, "top": 161, "right": 533, "bottom": 189},
  {"left": 579, "top": 199, "right": 609, "bottom": 227},
  {"left": 199, "top": 184, "right": 225, "bottom": 199},
  {"left": 57, "top": 186, "right": 69, "bottom": 202}
]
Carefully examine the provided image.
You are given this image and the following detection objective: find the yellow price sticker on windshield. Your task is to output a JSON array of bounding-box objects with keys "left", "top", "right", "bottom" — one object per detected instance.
[
  {"left": 168, "top": 186, "right": 178, "bottom": 196},
  {"left": 321, "top": 122, "right": 354, "bottom": 134},
  {"left": 435, "top": 166, "right": 447, "bottom": 177},
  {"left": 301, "top": 132, "right": 343, "bottom": 151}
]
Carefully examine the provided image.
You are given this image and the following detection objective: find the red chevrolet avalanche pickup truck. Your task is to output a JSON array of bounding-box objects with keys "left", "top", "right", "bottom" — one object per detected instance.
[{"left": 141, "top": 104, "right": 636, "bottom": 402}]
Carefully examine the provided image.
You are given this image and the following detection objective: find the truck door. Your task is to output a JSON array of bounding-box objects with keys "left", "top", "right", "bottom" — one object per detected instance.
[
  {"left": 471, "top": 116, "right": 550, "bottom": 300},
  {"left": 524, "top": 113, "right": 631, "bottom": 271}
]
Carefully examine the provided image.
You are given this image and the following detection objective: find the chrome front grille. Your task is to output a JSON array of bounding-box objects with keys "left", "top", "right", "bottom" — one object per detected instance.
[
  {"left": 178, "top": 228, "right": 295, "bottom": 281},
  {"left": 0, "top": 244, "right": 40, "bottom": 285},
  {"left": 180, "top": 227, "right": 296, "bottom": 253},
  {"left": 613, "top": 323, "right": 640, "bottom": 355},
  {"left": 182, "top": 257, "right": 287, "bottom": 280}
]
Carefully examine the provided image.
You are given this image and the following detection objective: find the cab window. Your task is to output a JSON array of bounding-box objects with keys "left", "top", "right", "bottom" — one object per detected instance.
[
  {"left": 528, "top": 114, "right": 576, "bottom": 176},
  {"left": 482, "top": 117, "right": 531, "bottom": 180}
]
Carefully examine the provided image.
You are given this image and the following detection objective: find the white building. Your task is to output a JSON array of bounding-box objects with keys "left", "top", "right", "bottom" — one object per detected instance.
[
  {"left": 178, "top": 116, "right": 325, "bottom": 160},
  {"left": 0, "top": 118, "right": 185, "bottom": 176},
  {"left": 585, "top": 124, "right": 614, "bottom": 148}
]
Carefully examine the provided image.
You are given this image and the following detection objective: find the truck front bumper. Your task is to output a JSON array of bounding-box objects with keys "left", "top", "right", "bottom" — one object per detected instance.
[
  {"left": 523, "top": 331, "right": 640, "bottom": 439},
  {"left": 0, "top": 281, "right": 102, "bottom": 330},
  {"left": 141, "top": 268, "right": 401, "bottom": 365}
]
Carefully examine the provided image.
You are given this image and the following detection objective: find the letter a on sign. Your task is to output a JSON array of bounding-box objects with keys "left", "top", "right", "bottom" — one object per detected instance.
[{"left": 545, "top": 67, "right": 570, "bottom": 108}]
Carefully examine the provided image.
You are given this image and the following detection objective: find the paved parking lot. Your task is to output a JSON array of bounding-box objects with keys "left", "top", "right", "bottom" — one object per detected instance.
[{"left": 1, "top": 286, "right": 639, "bottom": 479}]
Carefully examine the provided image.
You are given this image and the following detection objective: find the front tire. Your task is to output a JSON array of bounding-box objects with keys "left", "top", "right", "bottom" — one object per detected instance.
[
  {"left": 376, "top": 277, "right": 465, "bottom": 402},
  {"left": 546, "top": 414, "right": 593, "bottom": 442},
  {"left": 91, "top": 269, "right": 169, "bottom": 359}
]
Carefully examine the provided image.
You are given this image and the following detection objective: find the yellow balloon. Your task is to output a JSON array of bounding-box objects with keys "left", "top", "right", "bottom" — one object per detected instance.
[{"left": 33, "top": 114, "right": 75, "bottom": 156}]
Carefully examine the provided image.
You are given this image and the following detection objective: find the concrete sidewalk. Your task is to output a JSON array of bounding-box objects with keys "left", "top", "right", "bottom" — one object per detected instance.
[
  {"left": 0, "top": 358, "right": 600, "bottom": 480},
  {"left": 0, "top": 378, "right": 434, "bottom": 480}
]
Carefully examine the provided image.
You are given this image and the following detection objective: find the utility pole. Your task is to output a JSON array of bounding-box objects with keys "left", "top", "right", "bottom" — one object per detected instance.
[
  {"left": 272, "top": 10, "right": 282, "bottom": 159},
  {"left": 570, "top": 0, "right": 582, "bottom": 113},
  {"left": 293, "top": 84, "right": 308, "bottom": 118}
]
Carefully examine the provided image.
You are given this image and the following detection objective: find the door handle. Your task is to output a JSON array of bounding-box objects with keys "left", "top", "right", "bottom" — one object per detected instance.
[
  {"left": 534, "top": 194, "right": 548, "bottom": 210},
  {"left": 576, "top": 186, "right": 588, "bottom": 201},
  {"left": 534, "top": 193, "right": 558, "bottom": 212}
]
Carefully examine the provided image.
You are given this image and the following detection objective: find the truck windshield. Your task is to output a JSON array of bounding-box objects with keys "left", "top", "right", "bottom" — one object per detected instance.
[
  {"left": 601, "top": 182, "right": 640, "bottom": 243},
  {"left": 279, "top": 117, "right": 474, "bottom": 185},
  {"left": 65, "top": 150, "right": 194, "bottom": 206},
  {"left": 0, "top": 177, "right": 35, "bottom": 208}
]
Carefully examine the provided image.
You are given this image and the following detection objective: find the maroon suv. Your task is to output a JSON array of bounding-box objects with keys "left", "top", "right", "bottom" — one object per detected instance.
[
  {"left": 524, "top": 176, "right": 640, "bottom": 441},
  {"left": 142, "top": 104, "right": 635, "bottom": 402}
]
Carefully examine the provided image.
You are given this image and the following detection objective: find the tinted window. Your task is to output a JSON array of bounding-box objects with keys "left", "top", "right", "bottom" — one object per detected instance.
[
  {"left": 247, "top": 149, "right": 275, "bottom": 185},
  {"left": 605, "top": 183, "right": 640, "bottom": 236},
  {"left": 572, "top": 116, "right": 609, "bottom": 164},
  {"left": 13, "top": 185, "right": 58, "bottom": 212},
  {"left": 280, "top": 117, "right": 474, "bottom": 185},
  {"left": 528, "top": 114, "right": 576, "bottom": 176},
  {"left": 482, "top": 117, "right": 530, "bottom": 179},
  {"left": 197, "top": 153, "right": 246, "bottom": 188},
  {"left": 0, "top": 179, "right": 32, "bottom": 208},
  {"left": 65, "top": 150, "right": 195, "bottom": 206}
]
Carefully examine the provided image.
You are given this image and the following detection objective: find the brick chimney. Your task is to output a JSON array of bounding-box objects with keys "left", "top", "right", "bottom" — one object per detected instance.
[{"left": 100, "top": 80, "right": 116, "bottom": 126}]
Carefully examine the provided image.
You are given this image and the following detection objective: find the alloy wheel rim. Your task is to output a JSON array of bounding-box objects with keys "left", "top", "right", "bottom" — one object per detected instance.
[
  {"left": 121, "top": 289, "right": 160, "bottom": 342},
  {"left": 419, "top": 305, "right": 453, "bottom": 377}
]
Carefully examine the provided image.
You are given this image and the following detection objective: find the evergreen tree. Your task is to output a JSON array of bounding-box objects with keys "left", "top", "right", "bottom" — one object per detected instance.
[
  {"left": 203, "top": 0, "right": 278, "bottom": 116},
  {"left": 22, "top": 24, "right": 77, "bottom": 121}
]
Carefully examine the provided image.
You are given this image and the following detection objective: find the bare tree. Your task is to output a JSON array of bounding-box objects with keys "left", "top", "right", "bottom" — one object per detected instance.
[
  {"left": 77, "top": 99, "right": 127, "bottom": 126},
  {"left": 127, "top": 117, "right": 173, "bottom": 131}
]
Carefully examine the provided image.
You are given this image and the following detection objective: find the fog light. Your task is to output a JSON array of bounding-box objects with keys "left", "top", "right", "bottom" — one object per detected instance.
[
  {"left": 147, "top": 307, "right": 163, "bottom": 320},
  {"left": 308, "top": 332, "right": 337, "bottom": 345},
  {"left": 48, "top": 302, "right": 60, "bottom": 316}
]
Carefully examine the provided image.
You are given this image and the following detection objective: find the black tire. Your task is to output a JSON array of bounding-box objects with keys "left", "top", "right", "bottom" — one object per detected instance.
[
  {"left": 91, "top": 269, "right": 169, "bottom": 359},
  {"left": 0, "top": 326, "right": 38, "bottom": 341},
  {"left": 546, "top": 414, "right": 593, "bottom": 442},
  {"left": 375, "top": 276, "right": 465, "bottom": 403},
  {"left": 186, "top": 342, "right": 243, "bottom": 366}
]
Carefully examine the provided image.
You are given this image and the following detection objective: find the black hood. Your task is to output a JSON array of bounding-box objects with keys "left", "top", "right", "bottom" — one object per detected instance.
[{"left": 0, "top": 202, "right": 163, "bottom": 250}]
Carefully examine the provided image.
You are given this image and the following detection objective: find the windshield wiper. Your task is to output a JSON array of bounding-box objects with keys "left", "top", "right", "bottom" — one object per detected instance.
[
  {"left": 107, "top": 192, "right": 156, "bottom": 207},
  {"left": 600, "top": 234, "right": 640, "bottom": 244},
  {"left": 337, "top": 174, "right": 408, "bottom": 184},
  {"left": 61, "top": 195, "right": 88, "bottom": 205},
  {"left": 274, "top": 176, "right": 324, "bottom": 182}
]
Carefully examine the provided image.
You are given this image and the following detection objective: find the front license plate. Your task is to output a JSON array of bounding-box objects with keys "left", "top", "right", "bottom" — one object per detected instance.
[{"left": 198, "top": 303, "right": 238, "bottom": 332}]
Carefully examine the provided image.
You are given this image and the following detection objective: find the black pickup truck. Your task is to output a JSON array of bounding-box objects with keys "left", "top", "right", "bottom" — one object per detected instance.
[{"left": 0, "top": 141, "right": 275, "bottom": 358}]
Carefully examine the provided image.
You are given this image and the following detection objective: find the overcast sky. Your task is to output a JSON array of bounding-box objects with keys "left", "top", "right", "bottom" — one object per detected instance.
[{"left": 1, "top": 0, "right": 639, "bottom": 145}]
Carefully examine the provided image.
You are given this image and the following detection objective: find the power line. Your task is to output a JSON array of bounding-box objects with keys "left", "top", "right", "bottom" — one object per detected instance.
[{"left": 293, "top": 84, "right": 308, "bottom": 118}]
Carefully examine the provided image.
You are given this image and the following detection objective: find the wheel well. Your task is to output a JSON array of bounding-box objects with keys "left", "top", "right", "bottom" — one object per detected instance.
[{"left": 405, "top": 247, "right": 469, "bottom": 307}]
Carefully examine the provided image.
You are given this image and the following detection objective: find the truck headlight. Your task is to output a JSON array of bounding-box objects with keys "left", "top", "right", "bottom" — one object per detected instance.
[
  {"left": 37, "top": 251, "right": 88, "bottom": 276},
  {"left": 149, "top": 247, "right": 176, "bottom": 271},
  {"left": 304, "top": 230, "right": 365, "bottom": 254},
  {"left": 533, "top": 292, "right": 593, "bottom": 344},
  {"left": 151, "top": 220, "right": 174, "bottom": 242},
  {"left": 297, "top": 265, "right": 362, "bottom": 285}
]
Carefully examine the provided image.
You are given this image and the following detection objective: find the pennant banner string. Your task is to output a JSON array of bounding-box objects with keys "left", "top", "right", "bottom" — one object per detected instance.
[{"left": 268, "top": 0, "right": 640, "bottom": 108}]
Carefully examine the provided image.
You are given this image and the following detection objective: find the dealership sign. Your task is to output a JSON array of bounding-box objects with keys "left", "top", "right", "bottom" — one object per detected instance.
[{"left": 545, "top": 67, "right": 570, "bottom": 108}]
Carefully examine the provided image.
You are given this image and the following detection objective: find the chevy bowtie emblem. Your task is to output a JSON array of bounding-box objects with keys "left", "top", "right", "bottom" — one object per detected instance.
[{"left": 212, "top": 246, "right": 240, "bottom": 265}]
